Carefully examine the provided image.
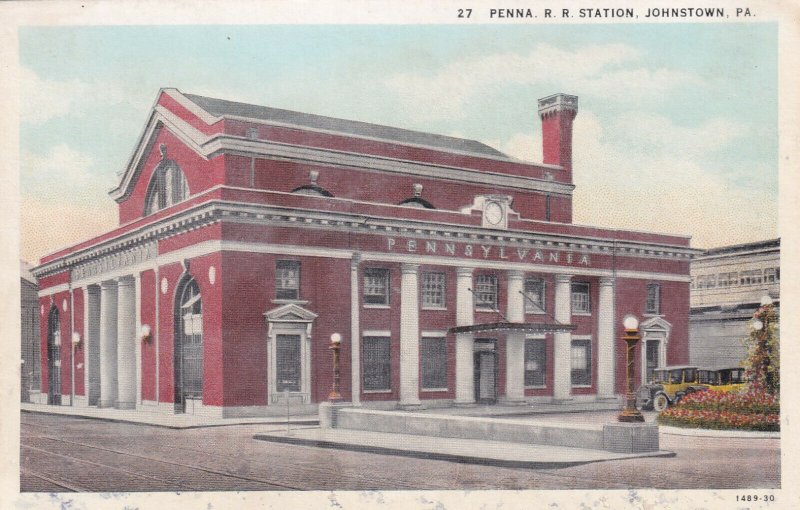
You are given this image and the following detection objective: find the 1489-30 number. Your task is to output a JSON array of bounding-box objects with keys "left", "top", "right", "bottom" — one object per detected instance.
[{"left": 736, "top": 495, "right": 775, "bottom": 502}]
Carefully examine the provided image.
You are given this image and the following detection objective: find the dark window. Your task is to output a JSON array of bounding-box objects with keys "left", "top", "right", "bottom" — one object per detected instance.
[
  {"left": 362, "top": 336, "right": 391, "bottom": 391},
  {"left": 645, "top": 283, "right": 660, "bottom": 314},
  {"left": 421, "top": 337, "right": 447, "bottom": 390},
  {"left": 276, "top": 260, "right": 300, "bottom": 300},
  {"left": 524, "top": 338, "right": 546, "bottom": 387},
  {"left": 571, "top": 282, "right": 590, "bottom": 314},
  {"left": 524, "top": 277, "right": 546, "bottom": 314},
  {"left": 474, "top": 274, "right": 498, "bottom": 310},
  {"left": 275, "top": 334, "right": 301, "bottom": 392},
  {"left": 421, "top": 272, "right": 446, "bottom": 309},
  {"left": 545, "top": 194, "right": 552, "bottom": 221},
  {"left": 570, "top": 339, "right": 592, "bottom": 386},
  {"left": 364, "top": 268, "right": 389, "bottom": 305},
  {"left": 178, "top": 279, "right": 203, "bottom": 399}
]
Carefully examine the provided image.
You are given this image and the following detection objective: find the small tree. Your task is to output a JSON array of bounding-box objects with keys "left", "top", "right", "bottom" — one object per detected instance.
[{"left": 743, "top": 302, "right": 779, "bottom": 396}]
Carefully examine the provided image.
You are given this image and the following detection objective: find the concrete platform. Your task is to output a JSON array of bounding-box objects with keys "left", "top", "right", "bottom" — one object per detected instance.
[
  {"left": 21, "top": 402, "right": 318, "bottom": 429},
  {"left": 254, "top": 427, "right": 675, "bottom": 469}
]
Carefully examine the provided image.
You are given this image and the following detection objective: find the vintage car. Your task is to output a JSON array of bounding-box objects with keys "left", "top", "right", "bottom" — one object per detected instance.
[
  {"left": 636, "top": 365, "right": 706, "bottom": 412},
  {"left": 700, "top": 367, "right": 747, "bottom": 393}
]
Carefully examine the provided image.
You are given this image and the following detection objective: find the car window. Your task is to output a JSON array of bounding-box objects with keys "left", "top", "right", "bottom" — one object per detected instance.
[
  {"left": 670, "top": 370, "right": 682, "bottom": 384},
  {"left": 684, "top": 369, "right": 697, "bottom": 382}
]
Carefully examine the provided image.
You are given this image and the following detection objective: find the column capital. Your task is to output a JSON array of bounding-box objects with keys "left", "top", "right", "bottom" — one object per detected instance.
[
  {"left": 100, "top": 279, "right": 118, "bottom": 290},
  {"left": 86, "top": 284, "right": 101, "bottom": 295},
  {"left": 117, "top": 275, "right": 135, "bottom": 287},
  {"left": 400, "top": 263, "right": 419, "bottom": 275},
  {"left": 554, "top": 273, "right": 573, "bottom": 284},
  {"left": 350, "top": 252, "right": 361, "bottom": 270},
  {"left": 599, "top": 276, "right": 615, "bottom": 287},
  {"left": 456, "top": 266, "right": 474, "bottom": 277},
  {"left": 507, "top": 269, "right": 525, "bottom": 281}
]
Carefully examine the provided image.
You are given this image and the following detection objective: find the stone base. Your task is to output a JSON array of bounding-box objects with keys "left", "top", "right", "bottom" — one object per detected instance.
[
  {"left": 319, "top": 401, "right": 352, "bottom": 429},
  {"left": 603, "top": 423, "right": 659, "bottom": 453},
  {"left": 499, "top": 397, "right": 528, "bottom": 406},
  {"left": 452, "top": 401, "right": 477, "bottom": 408},
  {"left": 550, "top": 398, "right": 575, "bottom": 404},
  {"left": 396, "top": 402, "right": 424, "bottom": 411}
]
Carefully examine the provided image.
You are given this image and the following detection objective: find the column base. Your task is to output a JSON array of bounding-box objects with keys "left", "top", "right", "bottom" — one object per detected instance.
[
  {"left": 499, "top": 397, "right": 528, "bottom": 406},
  {"left": 396, "top": 402, "right": 424, "bottom": 411},
  {"left": 453, "top": 400, "right": 477, "bottom": 408},
  {"left": 98, "top": 399, "right": 116, "bottom": 408},
  {"left": 115, "top": 401, "right": 136, "bottom": 410}
]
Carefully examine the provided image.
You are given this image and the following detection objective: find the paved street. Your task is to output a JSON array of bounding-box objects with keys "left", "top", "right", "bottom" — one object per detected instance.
[{"left": 20, "top": 411, "right": 779, "bottom": 491}]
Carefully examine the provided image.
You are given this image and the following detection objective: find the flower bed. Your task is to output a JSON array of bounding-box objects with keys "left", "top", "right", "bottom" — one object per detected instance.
[{"left": 656, "top": 389, "right": 779, "bottom": 431}]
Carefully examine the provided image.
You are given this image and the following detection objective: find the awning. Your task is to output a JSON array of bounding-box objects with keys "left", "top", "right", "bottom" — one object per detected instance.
[{"left": 448, "top": 322, "right": 577, "bottom": 334}]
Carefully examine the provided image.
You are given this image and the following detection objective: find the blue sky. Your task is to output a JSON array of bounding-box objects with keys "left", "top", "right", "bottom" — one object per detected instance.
[{"left": 19, "top": 23, "right": 778, "bottom": 262}]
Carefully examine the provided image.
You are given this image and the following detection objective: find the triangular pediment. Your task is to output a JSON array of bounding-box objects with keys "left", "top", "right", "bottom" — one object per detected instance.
[
  {"left": 641, "top": 316, "right": 672, "bottom": 332},
  {"left": 263, "top": 303, "right": 318, "bottom": 323}
]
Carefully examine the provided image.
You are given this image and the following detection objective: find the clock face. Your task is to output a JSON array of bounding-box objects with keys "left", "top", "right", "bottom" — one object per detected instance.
[{"left": 485, "top": 201, "right": 504, "bottom": 225}]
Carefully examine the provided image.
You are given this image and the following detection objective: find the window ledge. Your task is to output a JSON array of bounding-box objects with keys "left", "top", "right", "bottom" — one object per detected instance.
[
  {"left": 272, "top": 299, "right": 309, "bottom": 305},
  {"left": 571, "top": 385, "right": 593, "bottom": 389},
  {"left": 421, "top": 307, "right": 448, "bottom": 311},
  {"left": 524, "top": 385, "right": 547, "bottom": 390},
  {"left": 475, "top": 308, "right": 500, "bottom": 313},
  {"left": 525, "top": 311, "right": 547, "bottom": 315},
  {"left": 421, "top": 387, "right": 448, "bottom": 393},
  {"left": 572, "top": 312, "right": 592, "bottom": 316},
  {"left": 363, "top": 304, "right": 390, "bottom": 309},
  {"left": 362, "top": 389, "right": 392, "bottom": 394}
]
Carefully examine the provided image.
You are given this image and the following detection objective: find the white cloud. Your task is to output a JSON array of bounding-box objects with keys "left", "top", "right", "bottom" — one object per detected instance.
[
  {"left": 22, "top": 143, "right": 94, "bottom": 183},
  {"left": 384, "top": 43, "right": 700, "bottom": 121},
  {"left": 20, "top": 67, "right": 129, "bottom": 125}
]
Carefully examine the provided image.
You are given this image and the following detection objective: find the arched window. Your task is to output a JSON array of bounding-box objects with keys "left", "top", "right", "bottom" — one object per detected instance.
[
  {"left": 144, "top": 161, "right": 189, "bottom": 216},
  {"left": 174, "top": 277, "right": 203, "bottom": 412},
  {"left": 47, "top": 306, "right": 61, "bottom": 405}
]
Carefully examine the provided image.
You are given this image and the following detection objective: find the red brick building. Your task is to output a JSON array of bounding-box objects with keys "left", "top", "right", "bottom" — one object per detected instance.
[{"left": 31, "top": 90, "right": 694, "bottom": 417}]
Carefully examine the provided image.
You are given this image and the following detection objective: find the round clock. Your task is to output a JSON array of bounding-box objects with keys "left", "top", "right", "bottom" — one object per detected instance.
[{"left": 485, "top": 201, "right": 504, "bottom": 225}]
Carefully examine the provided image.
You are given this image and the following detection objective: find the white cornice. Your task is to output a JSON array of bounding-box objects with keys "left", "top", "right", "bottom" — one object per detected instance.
[{"left": 32, "top": 197, "right": 696, "bottom": 281}]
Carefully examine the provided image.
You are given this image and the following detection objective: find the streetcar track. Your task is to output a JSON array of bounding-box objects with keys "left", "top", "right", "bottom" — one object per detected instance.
[
  {"left": 20, "top": 467, "right": 82, "bottom": 492},
  {"left": 23, "top": 434, "right": 302, "bottom": 491}
]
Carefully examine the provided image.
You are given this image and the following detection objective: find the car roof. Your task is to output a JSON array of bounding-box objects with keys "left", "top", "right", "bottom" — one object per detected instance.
[{"left": 654, "top": 365, "right": 699, "bottom": 371}]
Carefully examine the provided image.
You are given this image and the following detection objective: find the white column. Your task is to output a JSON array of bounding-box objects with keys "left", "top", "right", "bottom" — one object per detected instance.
[
  {"left": 116, "top": 275, "right": 137, "bottom": 409},
  {"left": 504, "top": 270, "right": 526, "bottom": 404},
  {"left": 350, "top": 254, "right": 361, "bottom": 405},
  {"left": 134, "top": 273, "right": 142, "bottom": 406},
  {"left": 553, "top": 274, "right": 573, "bottom": 401},
  {"left": 85, "top": 285, "right": 101, "bottom": 406},
  {"left": 399, "top": 263, "right": 421, "bottom": 408},
  {"left": 597, "top": 276, "right": 615, "bottom": 399},
  {"left": 454, "top": 267, "right": 475, "bottom": 406},
  {"left": 99, "top": 280, "right": 118, "bottom": 408}
]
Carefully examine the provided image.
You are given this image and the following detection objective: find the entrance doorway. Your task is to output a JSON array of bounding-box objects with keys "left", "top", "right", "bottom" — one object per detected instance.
[
  {"left": 473, "top": 339, "right": 497, "bottom": 404},
  {"left": 174, "top": 277, "right": 203, "bottom": 413},
  {"left": 47, "top": 306, "right": 61, "bottom": 405},
  {"left": 645, "top": 340, "right": 660, "bottom": 383}
]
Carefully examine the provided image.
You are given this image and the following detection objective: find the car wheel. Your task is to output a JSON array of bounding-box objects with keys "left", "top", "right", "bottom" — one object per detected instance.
[{"left": 653, "top": 393, "right": 670, "bottom": 412}]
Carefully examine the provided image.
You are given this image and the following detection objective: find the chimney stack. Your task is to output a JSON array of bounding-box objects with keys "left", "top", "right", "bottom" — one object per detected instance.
[{"left": 538, "top": 93, "right": 578, "bottom": 182}]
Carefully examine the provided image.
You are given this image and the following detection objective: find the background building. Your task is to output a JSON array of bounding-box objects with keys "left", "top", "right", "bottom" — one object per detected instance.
[
  {"left": 689, "top": 239, "right": 780, "bottom": 369},
  {"left": 31, "top": 90, "right": 695, "bottom": 417},
  {"left": 21, "top": 261, "right": 40, "bottom": 403}
]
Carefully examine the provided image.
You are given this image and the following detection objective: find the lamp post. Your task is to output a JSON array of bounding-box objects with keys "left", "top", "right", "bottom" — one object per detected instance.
[
  {"left": 328, "top": 333, "right": 343, "bottom": 402},
  {"left": 618, "top": 314, "right": 645, "bottom": 422}
]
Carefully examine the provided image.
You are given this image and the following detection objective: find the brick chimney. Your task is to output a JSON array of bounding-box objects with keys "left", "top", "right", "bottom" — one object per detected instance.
[{"left": 538, "top": 93, "right": 578, "bottom": 182}]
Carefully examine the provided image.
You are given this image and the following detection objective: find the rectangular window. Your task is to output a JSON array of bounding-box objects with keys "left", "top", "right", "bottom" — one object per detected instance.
[
  {"left": 421, "top": 337, "right": 447, "bottom": 390},
  {"left": 645, "top": 283, "right": 660, "bottom": 314},
  {"left": 571, "top": 339, "right": 592, "bottom": 386},
  {"left": 524, "top": 338, "right": 546, "bottom": 387},
  {"left": 275, "top": 334, "right": 301, "bottom": 392},
  {"left": 276, "top": 260, "right": 300, "bottom": 300},
  {"left": 362, "top": 336, "right": 391, "bottom": 391},
  {"left": 474, "top": 274, "right": 498, "bottom": 310},
  {"left": 697, "top": 274, "right": 716, "bottom": 289},
  {"left": 571, "top": 282, "right": 591, "bottom": 314},
  {"left": 717, "top": 272, "right": 739, "bottom": 288},
  {"left": 740, "top": 269, "right": 763, "bottom": 286},
  {"left": 421, "top": 272, "right": 446, "bottom": 309},
  {"left": 524, "top": 277, "right": 546, "bottom": 314},
  {"left": 764, "top": 268, "right": 777, "bottom": 283},
  {"left": 364, "top": 268, "right": 390, "bottom": 305}
]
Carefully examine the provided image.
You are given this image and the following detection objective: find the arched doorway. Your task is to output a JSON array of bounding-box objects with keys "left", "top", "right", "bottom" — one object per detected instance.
[
  {"left": 46, "top": 306, "right": 61, "bottom": 405},
  {"left": 174, "top": 277, "right": 203, "bottom": 413}
]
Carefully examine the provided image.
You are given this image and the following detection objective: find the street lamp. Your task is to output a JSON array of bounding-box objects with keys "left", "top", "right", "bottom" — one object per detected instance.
[
  {"left": 618, "top": 314, "right": 645, "bottom": 422},
  {"left": 328, "top": 333, "right": 343, "bottom": 402}
]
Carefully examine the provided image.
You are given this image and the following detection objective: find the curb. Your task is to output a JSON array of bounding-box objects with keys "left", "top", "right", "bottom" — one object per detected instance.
[{"left": 658, "top": 425, "right": 780, "bottom": 439}]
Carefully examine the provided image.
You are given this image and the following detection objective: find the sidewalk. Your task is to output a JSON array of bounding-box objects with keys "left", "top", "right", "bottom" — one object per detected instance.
[
  {"left": 20, "top": 402, "right": 318, "bottom": 429},
  {"left": 254, "top": 427, "right": 675, "bottom": 469}
]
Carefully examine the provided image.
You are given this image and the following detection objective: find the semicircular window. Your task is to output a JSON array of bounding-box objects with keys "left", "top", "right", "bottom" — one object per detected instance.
[
  {"left": 399, "top": 183, "right": 435, "bottom": 209},
  {"left": 144, "top": 160, "right": 189, "bottom": 216},
  {"left": 291, "top": 170, "right": 333, "bottom": 198}
]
